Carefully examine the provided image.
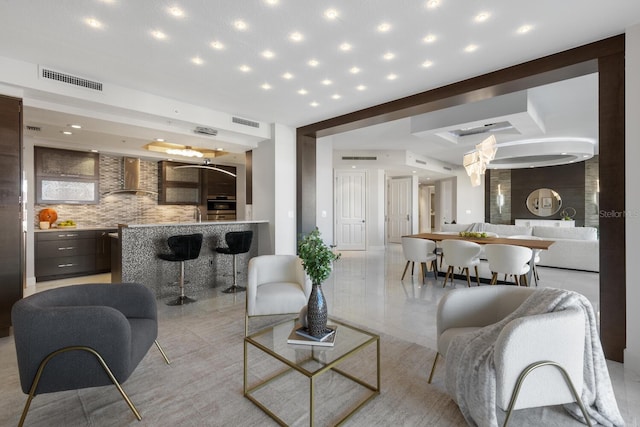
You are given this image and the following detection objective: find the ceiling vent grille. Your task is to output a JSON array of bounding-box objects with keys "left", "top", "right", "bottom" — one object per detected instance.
[
  {"left": 26, "top": 125, "right": 41, "bottom": 132},
  {"left": 232, "top": 116, "right": 260, "bottom": 128},
  {"left": 193, "top": 126, "right": 218, "bottom": 136},
  {"left": 40, "top": 67, "right": 103, "bottom": 91},
  {"left": 443, "top": 166, "right": 452, "bottom": 171},
  {"left": 415, "top": 159, "right": 427, "bottom": 165},
  {"left": 341, "top": 156, "right": 378, "bottom": 161}
]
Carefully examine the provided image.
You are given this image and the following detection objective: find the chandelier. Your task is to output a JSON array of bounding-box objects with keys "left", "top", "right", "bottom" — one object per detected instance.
[{"left": 463, "top": 135, "right": 497, "bottom": 187}]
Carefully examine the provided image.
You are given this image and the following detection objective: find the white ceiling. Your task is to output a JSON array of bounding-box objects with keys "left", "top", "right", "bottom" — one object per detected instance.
[{"left": 1, "top": 1, "right": 638, "bottom": 175}]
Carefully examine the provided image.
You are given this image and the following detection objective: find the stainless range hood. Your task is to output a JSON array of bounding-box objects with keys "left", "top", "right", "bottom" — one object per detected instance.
[{"left": 104, "top": 157, "right": 157, "bottom": 196}]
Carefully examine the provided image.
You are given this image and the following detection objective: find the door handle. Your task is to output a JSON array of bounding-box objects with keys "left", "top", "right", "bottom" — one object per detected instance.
[{"left": 406, "top": 214, "right": 410, "bottom": 221}]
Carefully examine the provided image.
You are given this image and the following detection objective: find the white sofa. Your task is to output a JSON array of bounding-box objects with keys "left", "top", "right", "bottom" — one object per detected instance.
[{"left": 440, "top": 222, "right": 599, "bottom": 272}]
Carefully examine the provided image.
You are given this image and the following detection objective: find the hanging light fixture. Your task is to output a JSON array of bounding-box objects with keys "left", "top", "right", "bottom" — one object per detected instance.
[
  {"left": 165, "top": 146, "right": 204, "bottom": 158},
  {"left": 476, "top": 134, "right": 497, "bottom": 163},
  {"left": 463, "top": 135, "right": 498, "bottom": 187},
  {"left": 173, "top": 159, "right": 237, "bottom": 177}
]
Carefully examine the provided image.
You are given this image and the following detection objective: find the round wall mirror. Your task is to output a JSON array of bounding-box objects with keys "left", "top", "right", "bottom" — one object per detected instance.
[{"left": 526, "top": 188, "right": 562, "bottom": 217}]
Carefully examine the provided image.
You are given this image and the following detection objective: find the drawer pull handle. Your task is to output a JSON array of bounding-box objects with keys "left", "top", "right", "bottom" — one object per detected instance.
[
  {"left": 58, "top": 247, "right": 75, "bottom": 251},
  {"left": 57, "top": 263, "right": 76, "bottom": 268}
]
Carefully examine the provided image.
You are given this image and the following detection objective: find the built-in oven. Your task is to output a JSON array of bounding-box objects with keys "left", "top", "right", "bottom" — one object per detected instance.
[{"left": 207, "top": 196, "right": 236, "bottom": 221}]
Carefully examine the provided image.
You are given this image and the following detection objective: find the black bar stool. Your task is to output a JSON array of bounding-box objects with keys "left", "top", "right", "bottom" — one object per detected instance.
[
  {"left": 158, "top": 233, "right": 203, "bottom": 305},
  {"left": 215, "top": 230, "right": 253, "bottom": 293}
]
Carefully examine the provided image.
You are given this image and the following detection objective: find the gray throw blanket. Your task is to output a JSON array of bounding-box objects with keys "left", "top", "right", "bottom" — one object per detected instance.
[{"left": 445, "top": 287, "right": 625, "bottom": 427}]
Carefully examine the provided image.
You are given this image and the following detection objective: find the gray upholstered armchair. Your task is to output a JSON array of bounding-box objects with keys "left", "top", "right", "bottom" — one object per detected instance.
[{"left": 11, "top": 283, "right": 170, "bottom": 426}]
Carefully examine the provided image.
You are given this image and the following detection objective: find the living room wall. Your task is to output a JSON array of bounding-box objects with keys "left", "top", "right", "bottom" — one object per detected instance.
[{"left": 485, "top": 156, "right": 599, "bottom": 227}]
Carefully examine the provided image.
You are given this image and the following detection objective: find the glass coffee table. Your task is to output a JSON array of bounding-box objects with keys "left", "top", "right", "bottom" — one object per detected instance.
[{"left": 244, "top": 317, "right": 380, "bottom": 426}]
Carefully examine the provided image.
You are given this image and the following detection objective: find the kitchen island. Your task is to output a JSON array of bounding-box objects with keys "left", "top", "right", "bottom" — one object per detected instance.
[{"left": 111, "top": 220, "right": 268, "bottom": 300}]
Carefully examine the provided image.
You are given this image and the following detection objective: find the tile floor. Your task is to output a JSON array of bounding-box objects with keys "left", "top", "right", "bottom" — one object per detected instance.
[{"left": 15, "top": 244, "right": 640, "bottom": 426}]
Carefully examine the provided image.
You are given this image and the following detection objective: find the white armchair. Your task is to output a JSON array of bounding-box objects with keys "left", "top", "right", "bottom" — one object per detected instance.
[
  {"left": 246, "top": 255, "right": 312, "bottom": 335},
  {"left": 428, "top": 285, "right": 594, "bottom": 426}
]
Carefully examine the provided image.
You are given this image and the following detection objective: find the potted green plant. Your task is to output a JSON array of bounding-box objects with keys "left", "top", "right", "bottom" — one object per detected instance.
[{"left": 297, "top": 227, "right": 341, "bottom": 337}]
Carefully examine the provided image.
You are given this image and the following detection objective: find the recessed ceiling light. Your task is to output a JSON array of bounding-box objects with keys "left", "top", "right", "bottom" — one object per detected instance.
[
  {"left": 216, "top": 147, "right": 224, "bottom": 151},
  {"left": 297, "top": 88, "right": 308, "bottom": 95},
  {"left": 474, "top": 12, "right": 490, "bottom": 22},
  {"left": 426, "top": 0, "right": 440, "bottom": 9},
  {"left": 324, "top": 8, "right": 339, "bottom": 20},
  {"left": 423, "top": 34, "right": 437, "bottom": 43},
  {"left": 289, "top": 31, "right": 303, "bottom": 42},
  {"left": 264, "top": 0, "right": 279, "bottom": 5},
  {"left": 412, "top": 170, "right": 417, "bottom": 174},
  {"left": 261, "top": 83, "right": 272, "bottom": 90},
  {"left": 517, "top": 24, "right": 533, "bottom": 34},
  {"left": 151, "top": 30, "right": 167, "bottom": 40},
  {"left": 308, "top": 59, "right": 319, "bottom": 67},
  {"left": 262, "top": 49, "right": 275, "bottom": 58},
  {"left": 168, "top": 6, "right": 184, "bottom": 17},
  {"left": 210, "top": 40, "right": 224, "bottom": 50},
  {"left": 561, "top": 152, "right": 568, "bottom": 155},
  {"left": 351, "top": 165, "right": 356, "bottom": 169},
  {"left": 191, "top": 56, "right": 204, "bottom": 65},
  {"left": 84, "top": 18, "right": 103, "bottom": 29},
  {"left": 310, "top": 101, "right": 319, "bottom": 107},
  {"left": 387, "top": 73, "right": 398, "bottom": 80},
  {"left": 155, "top": 138, "right": 165, "bottom": 142},
  {"left": 383, "top": 52, "right": 395, "bottom": 61},
  {"left": 239, "top": 64, "right": 251, "bottom": 72},
  {"left": 356, "top": 85, "right": 367, "bottom": 91},
  {"left": 282, "top": 72, "right": 293, "bottom": 79},
  {"left": 61, "top": 131, "right": 73, "bottom": 135},
  {"left": 349, "top": 66, "right": 361, "bottom": 74},
  {"left": 377, "top": 22, "right": 391, "bottom": 33},
  {"left": 70, "top": 124, "right": 82, "bottom": 129},
  {"left": 321, "top": 79, "right": 332, "bottom": 85},
  {"left": 233, "top": 19, "right": 248, "bottom": 31},
  {"left": 339, "top": 42, "right": 352, "bottom": 51},
  {"left": 464, "top": 44, "right": 478, "bottom": 53},
  {"left": 331, "top": 94, "right": 341, "bottom": 100},
  {"left": 421, "top": 60, "right": 433, "bottom": 68},
  {"left": 90, "top": 149, "right": 99, "bottom": 153}
]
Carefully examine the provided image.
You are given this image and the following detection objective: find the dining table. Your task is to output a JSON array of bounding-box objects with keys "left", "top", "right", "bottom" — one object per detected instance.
[{"left": 404, "top": 232, "right": 555, "bottom": 285}]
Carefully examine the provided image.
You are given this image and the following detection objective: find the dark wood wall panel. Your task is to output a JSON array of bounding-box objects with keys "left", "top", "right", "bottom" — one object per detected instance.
[
  {"left": 511, "top": 163, "right": 586, "bottom": 226},
  {"left": 0, "top": 95, "right": 23, "bottom": 337}
]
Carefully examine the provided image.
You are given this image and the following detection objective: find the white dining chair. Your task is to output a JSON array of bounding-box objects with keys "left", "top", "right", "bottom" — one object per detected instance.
[
  {"left": 507, "top": 235, "right": 542, "bottom": 286},
  {"left": 440, "top": 239, "right": 482, "bottom": 287},
  {"left": 401, "top": 237, "right": 438, "bottom": 284},
  {"left": 484, "top": 244, "right": 532, "bottom": 286}
]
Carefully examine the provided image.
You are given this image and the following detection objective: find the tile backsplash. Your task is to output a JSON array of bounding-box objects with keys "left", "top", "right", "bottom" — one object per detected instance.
[{"left": 34, "top": 154, "right": 200, "bottom": 227}]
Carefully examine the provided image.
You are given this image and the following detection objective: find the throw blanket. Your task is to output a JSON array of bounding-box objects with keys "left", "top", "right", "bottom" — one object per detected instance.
[{"left": 445, "top": 287, "right": 625, "bottom": 427}]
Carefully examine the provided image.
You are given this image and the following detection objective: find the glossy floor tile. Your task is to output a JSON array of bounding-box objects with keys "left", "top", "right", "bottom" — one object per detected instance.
[{"left": 18, "top": 244, "right": 640, "bottom": 426}]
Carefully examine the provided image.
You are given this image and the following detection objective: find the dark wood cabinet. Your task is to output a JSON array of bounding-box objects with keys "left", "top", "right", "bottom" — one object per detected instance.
[
  {"left": 204, "top": 165, "right": 237, "bottom": 197},
  {"left": 0, "top": 95, "right": 23, "bottom": 337},
  {"left": 35, "top": 146, "right": 100, "bottom": 204},
  {"left": 158, "top": 161, "right": 201, "bottom": 205},
  {"left": 35, "top": 228, "right": 116, "bottom": 281}
]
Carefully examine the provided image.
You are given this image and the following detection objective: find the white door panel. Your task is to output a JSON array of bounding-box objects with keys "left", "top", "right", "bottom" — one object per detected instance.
[
  {"left": 335, "top": 171, "right": 366, "bottom": 250},
  {"left": 387, "top": 177, "right": 412, "bottom": 243}
]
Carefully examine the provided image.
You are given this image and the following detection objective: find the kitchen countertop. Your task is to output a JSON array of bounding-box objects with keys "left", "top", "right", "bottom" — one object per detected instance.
[{"left": 34, "top": 226, "right": 119, "bottom": 232}]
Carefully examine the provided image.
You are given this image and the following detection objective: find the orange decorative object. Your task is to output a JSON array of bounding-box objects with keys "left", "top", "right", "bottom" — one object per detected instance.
[{"left": 39, "top": 208, "right": 58, "bottom": 224}]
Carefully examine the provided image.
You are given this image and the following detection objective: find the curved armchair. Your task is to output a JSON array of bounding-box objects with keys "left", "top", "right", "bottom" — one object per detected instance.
[
  {"left": 428, "top": 285, "right": 594, "bottom": 426},
  {"left": 484, "top": 244, "right": 532, "bottom": 286},
  {"left": 246, "top": 255, "right": 312, "bottom": 335},
  {"left": 11, "top": 283, "right": 170, "bottom": 426},
  {"left": 401, "top": 237, "right": 438, "bottom": 283},
  {"left": 440, "top": 239, "right": 482, "bottom": 287}
]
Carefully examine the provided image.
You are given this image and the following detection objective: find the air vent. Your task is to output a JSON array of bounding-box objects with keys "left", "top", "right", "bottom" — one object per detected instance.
[
  {"left": 232, "top": 116, "right": 260, "bottom": 128},
  {"left": 415, "top": 159, "right": 427, "bottom": 165},
  {"left": 448, "top": 121, "right": 514, "bottom": 138},
  {"left": 193, "top": 126, "right": 218, "bottom": 136},
  {"left": 341, "top": 156, "right": 377, "bottom": 161},
  {"left": 40, "top": 67, "right": 103, "bottom": 91},
  {"left": 26, "top": 125, "right": 41, "bottom": 132},
  {"left": 443, "top": 166, "right": 452, "bottom": 171}
]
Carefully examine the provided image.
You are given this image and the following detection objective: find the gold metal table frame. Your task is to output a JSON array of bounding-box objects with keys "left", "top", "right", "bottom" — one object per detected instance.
[{"left": 244, "top": 318, "right": 380, "bottom": 426}]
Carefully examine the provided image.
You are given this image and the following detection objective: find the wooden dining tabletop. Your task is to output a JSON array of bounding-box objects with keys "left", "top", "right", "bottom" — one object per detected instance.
[{"left": 405, "top": 232, "right": 555, "bottom": 250}]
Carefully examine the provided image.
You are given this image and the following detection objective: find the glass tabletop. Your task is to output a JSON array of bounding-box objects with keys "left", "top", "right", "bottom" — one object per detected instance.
[{"left": 245, "top": 317, "right": 379, "bottom": 376}]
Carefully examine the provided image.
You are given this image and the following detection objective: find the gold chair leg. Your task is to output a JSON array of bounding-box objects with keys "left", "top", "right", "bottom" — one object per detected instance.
[
  {"left": 19, "top": 346, "right": 142, "bottom": 427},
  {"left": 491, "top": 272, "right": 497, "bottom": 285},
  {"left": 420, "top": 262, "right": 427, "bottom": 284},
  {"left": 431, "top": 260, "right": 438, "bottom": 279},
  {"left": 443, "top": 266, "right": 453, "bottom": 287},
  {"left": 474, "top": 266, "right": 480, "bottom": 286},
  {"left": 154, "top": 340, "right": 171, "bottom": 365},
  {"left": 464, "top": 267, "right": 471, "bottom": 287},
  {"left": 514, "top": 275, "right": 520, "bottom": 286},
  {"left": 401, "top": 260, "right": 410, "bottom": 280},
  {"left": 427, "top": 352, "right": 440, "bottom": 384}
]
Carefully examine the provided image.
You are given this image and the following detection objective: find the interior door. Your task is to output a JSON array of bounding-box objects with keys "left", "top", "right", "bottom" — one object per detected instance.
[
  {"left": 334, "top": 170, "right": 366, "bottom": 250},
  {"left": 387, "top": 177, "right": 412, "bottom": 243}
]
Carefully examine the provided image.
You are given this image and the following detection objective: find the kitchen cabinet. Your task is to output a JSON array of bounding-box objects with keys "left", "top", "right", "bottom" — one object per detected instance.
[
  {"left": 35, "top": 228, "right": 116, "bottom": 281},
  {"left": 204, "top": 165, "right": 237, "bottom": 197},
  {"left": 35, "top": 146, "right": 100, "bottom": 204},
  {"left": 158, "top": 161, "right": 201, "bottom": 205}
]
